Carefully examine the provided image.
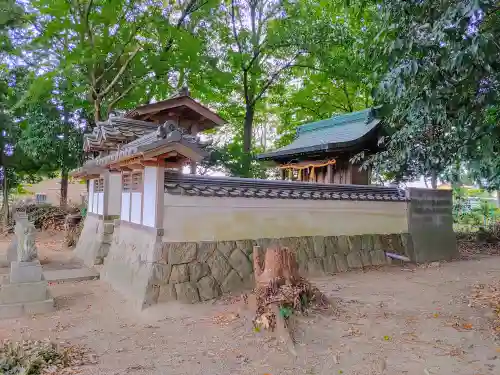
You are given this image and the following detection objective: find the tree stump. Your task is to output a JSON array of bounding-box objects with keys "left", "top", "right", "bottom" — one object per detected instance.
[
  {"left": 253, "top": 245, "right": 300, "bottom": 288},
  {"left": 252, "top": 245, "right": 329, "bottom": 356}
]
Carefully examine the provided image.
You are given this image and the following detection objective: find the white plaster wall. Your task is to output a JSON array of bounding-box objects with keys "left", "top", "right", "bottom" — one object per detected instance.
[
  {"left": 107, "top": 173, "right": 122, "bottom": 216},
  {"left": 88, "top": 179, "right": 94, "bottom": 212},
  {"left": 163, "top": 194, "right": 409, "bottom": 242},
  {"left": 121, "top": 192, "right": 130, "bottom": 221},
  {"left": 142, "top": 167, "right": 157, "bottom": 228},
  {"left": 92, "top": 193, "right": 98, "bottom": 214},
  {"left": 130, "top": 192, "right": 142, "bottom": 224},
  {"left": 97, "top": 192, "right": 104, "bottom": 215}
]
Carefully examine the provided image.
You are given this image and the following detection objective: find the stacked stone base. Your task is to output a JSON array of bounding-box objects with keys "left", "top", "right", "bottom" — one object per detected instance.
[
  {"left": 155, "top": 233, "right": 412, "bottom": 305},
  {"left": 101, "top": 226, "right": 414, "bottom": 309},
  {"left": 0, "top": 261, "right": 54, "bottom": 319},
  {"left": 74, "top": 214, "right": 115, "bottom": 267}
]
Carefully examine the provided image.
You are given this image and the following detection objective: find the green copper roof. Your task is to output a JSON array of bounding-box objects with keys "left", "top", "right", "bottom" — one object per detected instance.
[{"left": 257, "top": 108, "right": 381, "bottom": 160}]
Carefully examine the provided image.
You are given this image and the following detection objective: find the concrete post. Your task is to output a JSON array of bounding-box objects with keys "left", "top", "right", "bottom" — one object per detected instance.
[{"left": 406, "top": 188, "right": 458, "bottom": 263}]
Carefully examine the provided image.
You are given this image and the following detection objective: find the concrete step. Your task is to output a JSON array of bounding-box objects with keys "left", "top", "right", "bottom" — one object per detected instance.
[
  {"left": 0, "top": 298, "right": 54, "bottom": 319},
  {"left": 43, "top": 267, "right": 99, "bottom": 283},
  {"left": 0, "top": 281, "right": 48, "bottom": 304}
]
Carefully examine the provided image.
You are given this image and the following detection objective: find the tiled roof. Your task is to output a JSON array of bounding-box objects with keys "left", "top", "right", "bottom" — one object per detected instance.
[
  {"left": 164, "top": 173, "right": 407, "bottom": 202},
  {"left": 83, "top": 117, "right": 159, "bottom": 152},
  {"left": 124, "top": 91, "right": 226, "bottom": 130},
  {"left": 257, "top": 108, "right": 381, "bottom": 160},
  {"left": 71, "top": 123, "right": 209, "bottom": 177}
]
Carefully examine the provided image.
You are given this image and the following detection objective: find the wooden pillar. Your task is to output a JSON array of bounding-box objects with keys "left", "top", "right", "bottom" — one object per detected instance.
[
  {"left": 190, "top": 161, "right": 196, "bottom": 174},
  {"left": 346, "top": 163, "right": 353, "bottom": 184},
  {"left": 317, "top": 168, "right": 324, "bottom": 184},
  {"left": 327, "top": 164, "right": 333, "bottom": 184},
  {"left": 280, "top": 168, "right": 286, "bottom": 180}
]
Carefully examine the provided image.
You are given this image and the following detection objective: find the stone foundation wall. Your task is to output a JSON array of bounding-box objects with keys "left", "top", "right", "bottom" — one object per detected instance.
[
  {"left": 74, "top": 214, "right": 114, "bottom": 267},
  {"left": 154, "top": 233, "right": 412, "bottom": 304}
]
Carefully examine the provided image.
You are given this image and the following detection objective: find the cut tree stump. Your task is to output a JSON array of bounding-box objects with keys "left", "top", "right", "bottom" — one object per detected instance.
[
  {"left": 252, "top": 245, "right": 328, "bottom": 356},
  {"left": 253, "top": 245, "right": 300, "bottom": 288}
]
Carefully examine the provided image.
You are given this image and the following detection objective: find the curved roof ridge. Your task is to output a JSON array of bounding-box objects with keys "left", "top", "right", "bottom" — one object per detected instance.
[
  {"left": 298, "top": 108, "right": 372, "bottom": 134},
  {"left": 257, "top": 107, "right": 381, "bottom": 161}
]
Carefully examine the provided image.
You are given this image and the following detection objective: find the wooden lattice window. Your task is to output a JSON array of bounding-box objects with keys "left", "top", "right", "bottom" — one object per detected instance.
[
  {"left": 94, "top": 178, "right": 104, "bottom": 192},
  {"left": 122, "top": 173, "right": 132, "bottom": 192},
  {"left": 132, "top": 172, "right": 143, "bottom": 192}
]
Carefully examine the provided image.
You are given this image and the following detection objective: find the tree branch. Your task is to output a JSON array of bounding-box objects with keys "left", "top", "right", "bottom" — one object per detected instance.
[
  {"left": 297, "top": 103, "right": 322, "bottom": 118},
  {"left": 97, "top": 45, "right": 141, "bottom": 99},
  {"left": 107, "top": 84, "right": 136, "bottom": 114},
  {"left": 95, "top": 25, "right": 141, "bottom": 85},
  {"left": 243, "top": 69, "right": 250, "bottom": 104},
  {"left": 230, "top": 0, "right": 243, "bottom": 56},
  {"left": 163, "top": 0, "right": 208, "bottom": 53},
  {"left": 251, "top": 53, "right": 302, "bottom": 106},
  {"left": 342, "top": 81, "right": 353, "bottom": 112}
]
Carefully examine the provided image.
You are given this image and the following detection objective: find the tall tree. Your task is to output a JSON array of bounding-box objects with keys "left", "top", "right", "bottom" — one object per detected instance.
[
  {"left": 26, "top": 0, "right": 216, "bottom": 124},
  {"left": 270, "top": 0, "right": 380, "bottom": 148},
  {"left": 201, "top": 0, "right": 326, "bottom": 176},
  {"left": 18, "top": 100, "right": 83, "bottom": 207},
  {"left": 371, "top": 0, "right": 500, "bottom": 188}
]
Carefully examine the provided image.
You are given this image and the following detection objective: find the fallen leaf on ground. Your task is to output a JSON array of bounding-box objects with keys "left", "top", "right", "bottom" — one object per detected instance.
[{"left": 462, "top": 323, "right": 473, "bottom": 330}]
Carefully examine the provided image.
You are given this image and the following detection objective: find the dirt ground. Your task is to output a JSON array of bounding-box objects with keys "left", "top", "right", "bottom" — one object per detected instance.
[{"left": 1, "top": 233, "right": 500, "bottom": 375}]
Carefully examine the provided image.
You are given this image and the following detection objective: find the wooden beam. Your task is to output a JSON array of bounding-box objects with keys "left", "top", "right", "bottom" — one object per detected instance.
[
  {"left": 123, "top": 163, "right": 144, "bottom": 170},
  {"left": 164, "top": 161, "right": 187, "bottom": 169},
  {"left": 141, "top": 160, "right": 167, "bottom": 167},
  {"left": 83, "top": 174, "right": 101, "bottom": 180}
]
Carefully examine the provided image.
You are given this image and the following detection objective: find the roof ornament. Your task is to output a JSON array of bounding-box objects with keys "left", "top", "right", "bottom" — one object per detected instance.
[
  {"left": 157, "top": 120, "right": 186, "bottom": 138},
  {"left": 366, "top": 108, "right": 375, "bottom": 124},
  {"left": 155, "top": 120, "right": 213, "bottom": 148},
  {"left": 173, "top": 85, "right": 190, "bottom": 98},
  {"left": 156, "top": 120, "right": 191, "bottom": 143}
]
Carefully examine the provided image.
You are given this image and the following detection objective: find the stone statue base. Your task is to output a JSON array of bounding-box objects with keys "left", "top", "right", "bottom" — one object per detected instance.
[
  {"left": 0, "top": 260, "right": 54, "bottom": 319},
  {"left": 10, "top": 260, "right": 43, "bottom": 283}
]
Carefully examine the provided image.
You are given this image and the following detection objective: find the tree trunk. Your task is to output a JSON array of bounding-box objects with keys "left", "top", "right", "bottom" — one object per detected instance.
[
  {"left": 60, "top": 168, "right": 69, "bottom": 208},
  {"left": 497, "top": 190, "right": 500, "bottom": 208},
  {"left": 242, "top": 105, "right": 255, "bottom": 177},
  {"left": 253, "top": 245, "right": 300, "bottom": 288},
  {"left": 60, "top": 103, "right": 70, "bottom": 207},
  {"left": 94, "top": 98, "right": 102, "bottom": 123},
  {"left": 431, "top": 171, "right": 438, "bottom": 189},
  {"left": 2, "top": 170, "right": 9, "bottom": 228}
]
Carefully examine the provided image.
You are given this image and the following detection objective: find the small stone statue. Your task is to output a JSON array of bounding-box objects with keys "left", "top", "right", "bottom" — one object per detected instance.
[{"left": 17, "top": 222, "right": 38, "bottom": 262}]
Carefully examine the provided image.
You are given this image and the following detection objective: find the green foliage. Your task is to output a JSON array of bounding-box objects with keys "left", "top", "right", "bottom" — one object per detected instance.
[
  {"left": 201, "top": 137, "right": 267, "bottom": 178},
  {"left": 270, "top": 0, "right": 379, "bottom": 147},
  {"left": 2, "top": 0, "right": 499, "bottom": 189},
  {"left": 25, "top": 0, "right": 219, "bottom": 123},
  {"left": 17, "top": 104, "right": 83, "bottom": 176},
  {"left": 0, "top": 0, "right": 25, "bottom": 54},
  {"left": 369, "top": 0, "right": 500, "bottom": 187},
  {"left": 452, "top": 186, "right": 500, "bottom": 229},
  {"left": 279, "top": 305, "right": 293, "bottom": 319}
]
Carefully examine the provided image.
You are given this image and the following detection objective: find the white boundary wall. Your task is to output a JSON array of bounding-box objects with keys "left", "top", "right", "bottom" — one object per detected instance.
[{"left": 162, "top": 194, "right": 408, "bottom": 242}]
